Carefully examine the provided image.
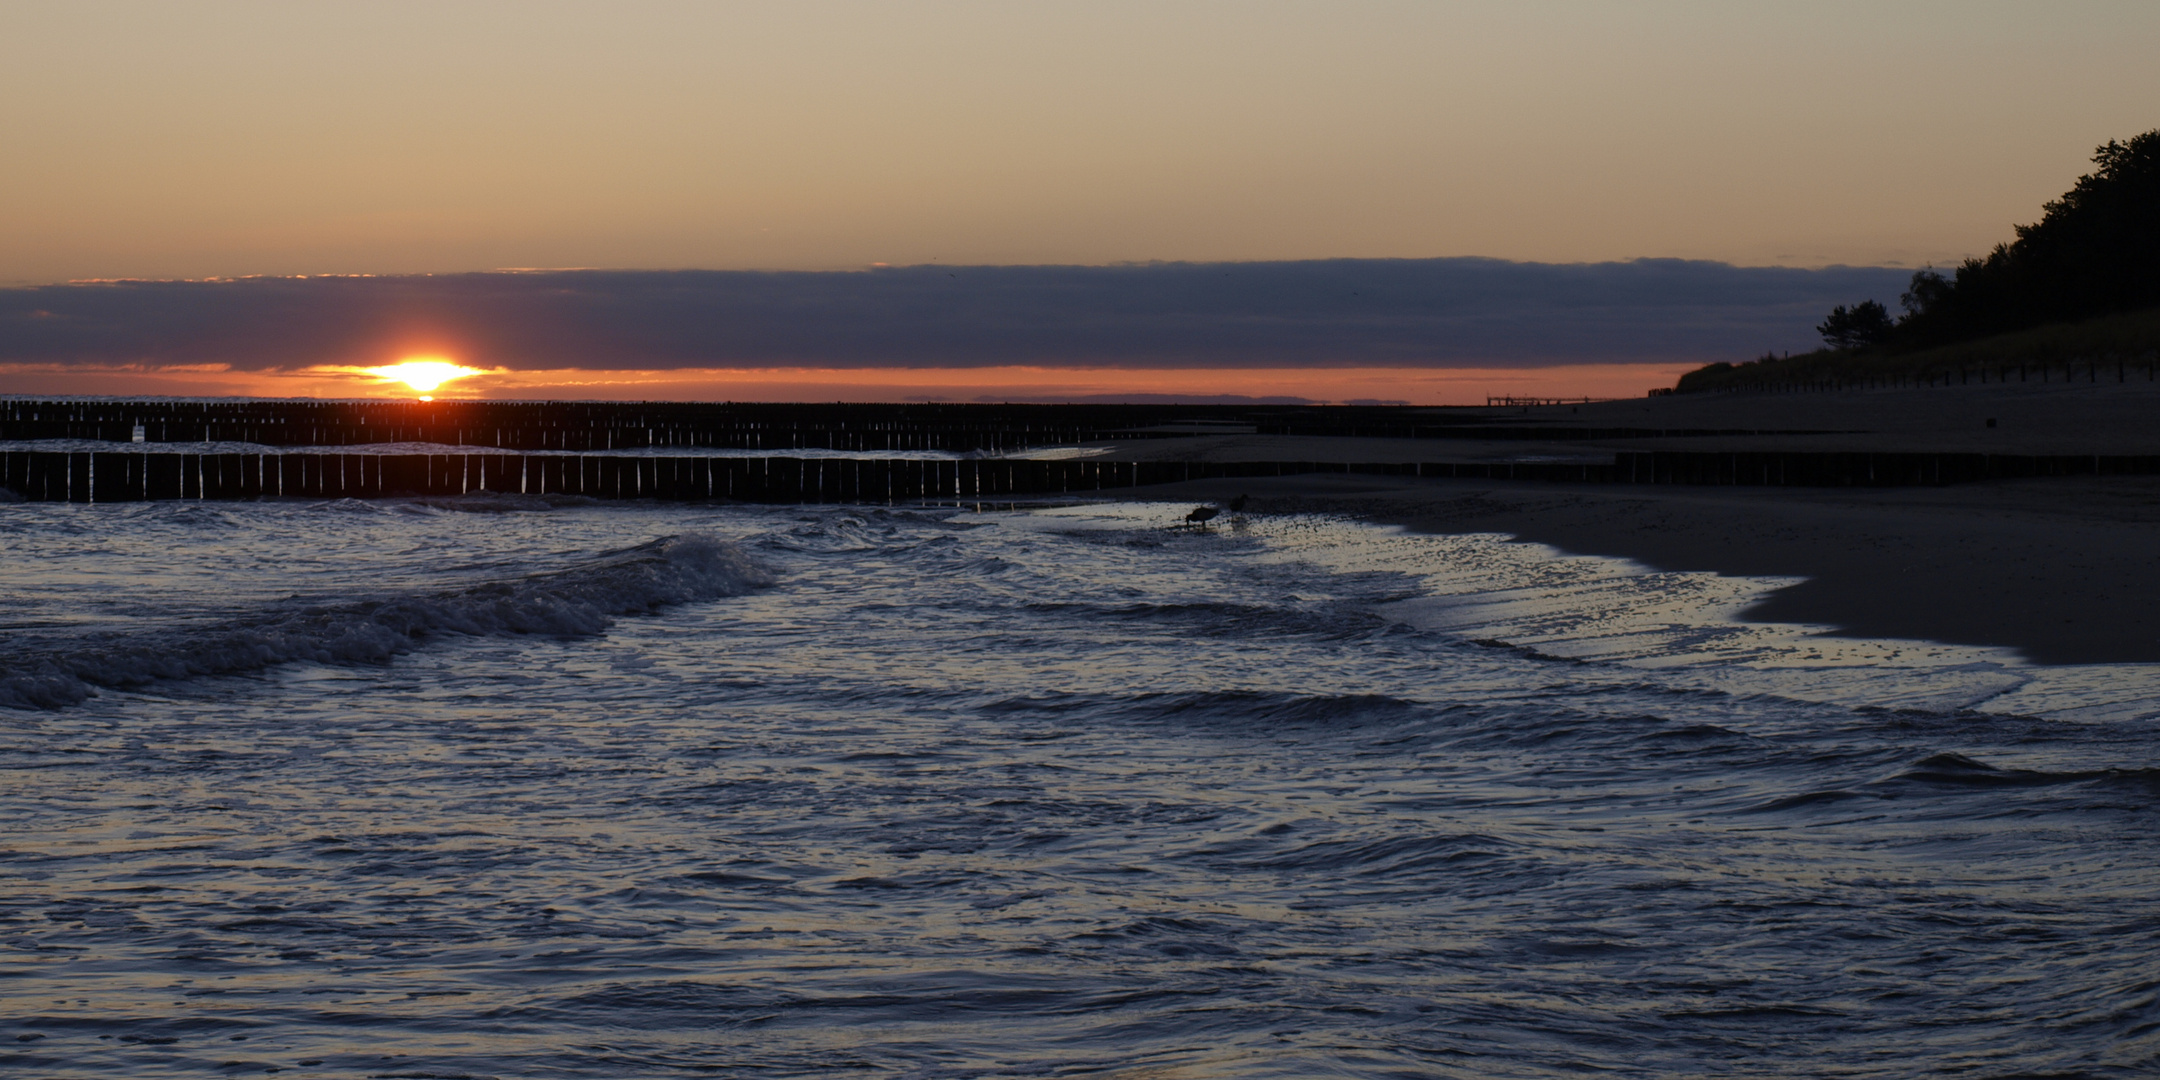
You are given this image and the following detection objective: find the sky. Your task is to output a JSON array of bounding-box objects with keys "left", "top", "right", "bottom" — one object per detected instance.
[{"left": 2, "top": 1, "right": 2155, "bottom": 402}]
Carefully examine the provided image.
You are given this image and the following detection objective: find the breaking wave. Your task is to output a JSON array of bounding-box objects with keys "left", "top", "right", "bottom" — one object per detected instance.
[{"left": 0, "top": 534, "right": 772, "bottom": 709}]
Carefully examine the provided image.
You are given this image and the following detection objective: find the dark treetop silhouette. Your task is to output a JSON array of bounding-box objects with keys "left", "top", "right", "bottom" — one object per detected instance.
[
  {"left": 1817, "top": 300, "right": 1895, "bottom": 350},
  {"left": 1867, "top": 129, "right": 2160, "bottom": 350},
  {"left": 1677, "top": 129, "right": 2160, "bottom": 391}
]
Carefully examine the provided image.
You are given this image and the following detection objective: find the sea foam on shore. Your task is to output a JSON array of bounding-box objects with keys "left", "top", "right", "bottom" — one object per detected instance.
[{"left": 3, "top": 497, "right": 2156, "bottom": 1078}]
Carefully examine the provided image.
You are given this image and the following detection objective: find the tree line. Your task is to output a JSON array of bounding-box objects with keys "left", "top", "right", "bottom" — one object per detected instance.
[{"left": 1821, "top": 129, "right": 2159, "bottom": 352}]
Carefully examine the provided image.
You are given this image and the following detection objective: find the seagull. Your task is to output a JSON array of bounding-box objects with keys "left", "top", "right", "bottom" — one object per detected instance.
[
  {"left": 1185, "top": 505, "right": 1220, "bottom": 527},
  {"left": 1228, "top": 494, "right": 1248, "bottom": 513}
]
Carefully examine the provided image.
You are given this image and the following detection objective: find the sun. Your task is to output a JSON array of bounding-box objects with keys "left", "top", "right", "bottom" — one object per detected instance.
[{"left": 365, "top": 358, "right": 485, "bottom": 398}]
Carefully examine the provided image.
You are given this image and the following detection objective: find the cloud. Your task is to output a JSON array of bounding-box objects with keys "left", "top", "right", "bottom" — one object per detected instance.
[{"left": 0, "top": 259, "right": 1912, "bottom": 371}]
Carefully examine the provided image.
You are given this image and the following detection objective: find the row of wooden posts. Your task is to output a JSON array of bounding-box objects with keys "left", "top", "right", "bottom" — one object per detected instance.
[
  {"left": 0, "top": 453, "right": 1601, "bottom": 504},
  {"left": 1700, "top": 354, "right": 2160, "bottom": 395},
  {"left": 0, "top": 401, "right": 1316, "bottom": 451},
  {"left": 0, "top": 418, "right": 1801, "bottom": 449},
  {"left": 0, "top": 398, "right": 1817, "bottom": 448},
  {"left": 5, "top": 451, "right": 2157, "bottom": 504},
  {"left": 0, "top": 421, "right": 1133, "bottom": 453}
]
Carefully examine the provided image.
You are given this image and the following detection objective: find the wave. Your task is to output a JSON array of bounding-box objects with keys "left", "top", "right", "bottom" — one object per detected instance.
[
  {"left": 980, "top": 690, "right": 1431, "bottom": 733},
  {"left": 0, "top": 534, "right": 773, "bottom": 709},
  {"left": 1231, "top": 832, "right": 1517, "bottom": 875},
  {"left": 1890, "top": 751, "right": 2160, "bottom": 793},
  {"left": 1738, "top": 752, "right": 2160, "bottom": 812}
]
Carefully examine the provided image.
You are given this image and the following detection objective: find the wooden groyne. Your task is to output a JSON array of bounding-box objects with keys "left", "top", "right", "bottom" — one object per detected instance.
[
  {"left": 0, "top": 401, "right": 1151, "bottom": 453},
  {"left": 0, "top": 454, "right": 1607, "bottom": 503},
  {"left": 0, "top": 399, "right": 1826, "bottom": 450},
  {"left": 5, "top": 450, "right": 2157, "bottom": 504}
]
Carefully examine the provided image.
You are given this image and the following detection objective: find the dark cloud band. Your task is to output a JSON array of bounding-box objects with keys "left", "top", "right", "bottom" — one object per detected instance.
[{"left": 0, "top": 258, "right": 1910, "bottom": 371}]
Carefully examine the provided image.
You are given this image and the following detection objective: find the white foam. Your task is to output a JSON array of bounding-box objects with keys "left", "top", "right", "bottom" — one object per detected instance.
[{"left": 1016, "top": 504, "right": 2160, "bottom": 723}]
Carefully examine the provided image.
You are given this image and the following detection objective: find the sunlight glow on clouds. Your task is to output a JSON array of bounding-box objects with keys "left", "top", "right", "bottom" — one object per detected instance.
[{"left": 362, "top": 358, "right": 488, "bottom": 396}]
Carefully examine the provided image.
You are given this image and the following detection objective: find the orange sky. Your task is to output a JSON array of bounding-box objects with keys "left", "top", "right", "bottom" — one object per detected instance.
[
  {"left": 6, "top": 3, "right": 2158, "bottom": 286},
  {"left": 3, "top": 2, "right": 2154, "bottom": 401}
]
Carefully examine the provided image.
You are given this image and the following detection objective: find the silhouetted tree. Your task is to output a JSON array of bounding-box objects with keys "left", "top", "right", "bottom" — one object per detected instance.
[
  {"left": 1895, "top": 129, "right": 2160, "bottom": 346},
  {"left": 1681, "top": 129, "right": 2159, "bottom": 391},
  {"left": 1818, "top": 300, "right": 1895, "bottom": 350}
]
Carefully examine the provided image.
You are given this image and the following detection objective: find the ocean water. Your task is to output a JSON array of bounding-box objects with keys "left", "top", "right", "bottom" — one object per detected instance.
[{"left": 3, "top": 495, "right": 2157, "bottom": 1078}]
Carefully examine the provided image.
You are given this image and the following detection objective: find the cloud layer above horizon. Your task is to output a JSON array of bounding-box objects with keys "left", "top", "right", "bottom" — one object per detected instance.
[{"left": 3, "top": 258, "right": 1910, "bottom": 373}]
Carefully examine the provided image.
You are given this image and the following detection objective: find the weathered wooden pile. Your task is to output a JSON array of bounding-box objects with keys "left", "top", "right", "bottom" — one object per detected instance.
[
  {"left": 0, "top": 399, "right": 1820, "bottom": 449},
  {"left": 0, "top": 452, "right": 1624, "bottom": 504},
  {"left": 4, "top": 401, "right": 2156, "bottom": 503}
]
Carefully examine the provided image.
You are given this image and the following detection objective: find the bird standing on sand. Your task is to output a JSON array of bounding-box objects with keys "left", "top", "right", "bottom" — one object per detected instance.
[
  {"left": 1228, "top": 494, "right": 1248, "bottom": 513},
  {"left": 1185, "top": 505, "right": 1220, "bottom": 527}
]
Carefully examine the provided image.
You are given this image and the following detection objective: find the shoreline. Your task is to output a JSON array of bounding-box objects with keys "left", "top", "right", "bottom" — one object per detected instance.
[{"left": 1116, "top": 472, "right": 2160, "bottom": 667}]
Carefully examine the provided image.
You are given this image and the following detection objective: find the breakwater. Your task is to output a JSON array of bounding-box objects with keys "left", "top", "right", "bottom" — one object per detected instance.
[
  {"left": 0, "top": 453, "right": 1607, "bottom": 503},
  {"left": 6, "top": 449, "right": 2159, "bottom": 503},
  {"left": 0, "top": 399, "right": 1824, "bottom": 449}
]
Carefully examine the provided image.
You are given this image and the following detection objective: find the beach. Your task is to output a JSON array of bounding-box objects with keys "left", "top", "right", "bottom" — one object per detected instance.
[
  {"left": 1131, "top": 472, "right": 2160, "bottom": 665},
  {"left": 1096, "top": 381, "right": 2160, "bottom": 665}
]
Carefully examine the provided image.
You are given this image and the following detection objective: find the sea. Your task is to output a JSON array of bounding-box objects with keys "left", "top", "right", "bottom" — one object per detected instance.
[{"left": 3, "top": 490, "right": 2157, "bottom": 1078}]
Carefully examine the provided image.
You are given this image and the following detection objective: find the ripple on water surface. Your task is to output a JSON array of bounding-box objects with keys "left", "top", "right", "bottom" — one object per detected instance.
[{"left": 1, "top": 498, "right": 2157, "bottom": 1078}]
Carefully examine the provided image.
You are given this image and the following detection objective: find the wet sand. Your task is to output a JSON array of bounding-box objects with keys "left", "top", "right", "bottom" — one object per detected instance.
[
  {"left": 1128, "top": 472, "right": 2160, "bottom": 666},
  {"left": 1091, "top": 380, "right": 2160, "bottom": 665}
]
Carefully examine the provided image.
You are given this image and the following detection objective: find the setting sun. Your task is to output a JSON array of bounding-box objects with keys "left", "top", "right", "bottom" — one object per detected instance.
[{"left": 365, "top": 358, "right": 484, "bottom": 396}]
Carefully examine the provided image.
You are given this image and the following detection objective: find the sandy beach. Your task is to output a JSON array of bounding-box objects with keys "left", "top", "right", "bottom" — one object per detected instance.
[
  {"left": 1092, "top": 382, "right": 2160, "bottom": 665},
  {"left": 1121, "top": 472, "right": 2160, "bottom": 666}
]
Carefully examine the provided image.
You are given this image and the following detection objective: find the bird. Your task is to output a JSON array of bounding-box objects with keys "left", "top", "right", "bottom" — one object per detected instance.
[
  {"left": 1185, "top": 505, "right": 1220, "bottom": 527},
  {"left": 1228, "top": 494, "right": 1248, "bottom": 513}
]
